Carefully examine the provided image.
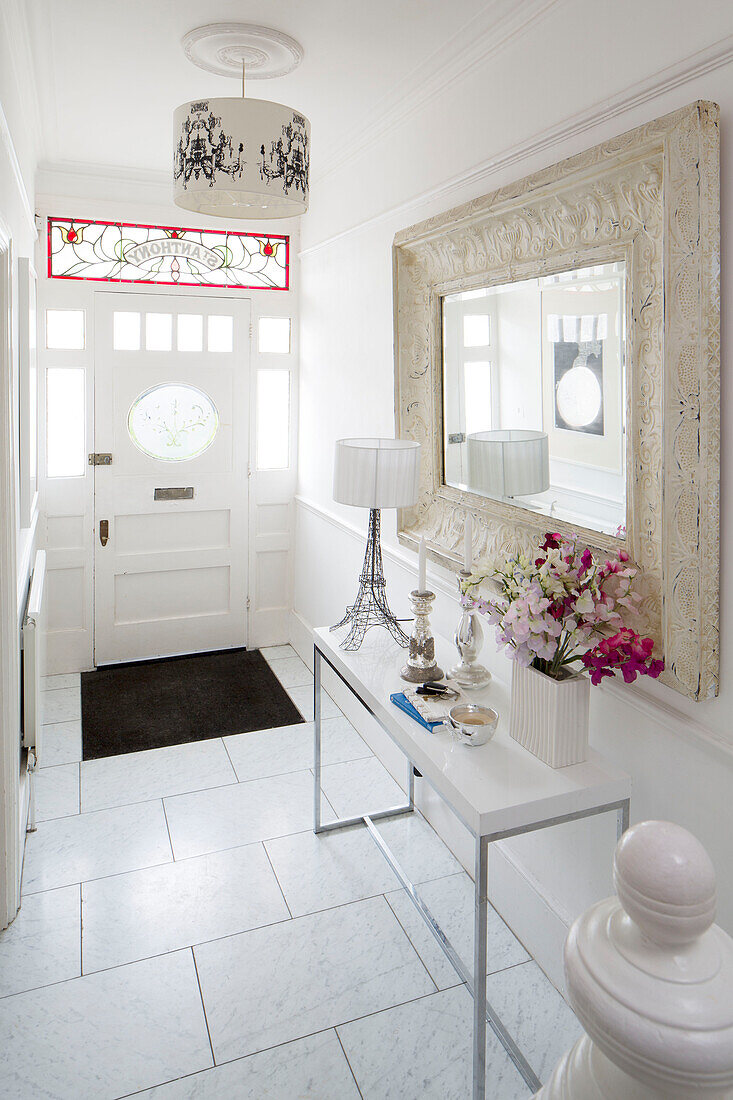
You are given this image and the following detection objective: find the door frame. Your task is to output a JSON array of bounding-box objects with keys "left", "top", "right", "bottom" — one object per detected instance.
[{"left": 0, "top": 221, "right": 21, "bottom": 928}]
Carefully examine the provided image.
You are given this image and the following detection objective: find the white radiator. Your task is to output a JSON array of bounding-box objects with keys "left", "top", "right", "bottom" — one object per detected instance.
[{"left": 22, "top": 550, "right": 46, "bottom": 764}]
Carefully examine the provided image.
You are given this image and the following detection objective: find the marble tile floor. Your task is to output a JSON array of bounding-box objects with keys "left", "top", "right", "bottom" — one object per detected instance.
[{"left": 1, "top": 648, "right": 582, "bottom": 1097}]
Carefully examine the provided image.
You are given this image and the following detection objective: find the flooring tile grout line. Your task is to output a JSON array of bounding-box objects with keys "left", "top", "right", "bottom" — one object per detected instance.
[
  {"left": 219, "top": 736, "right": 240, "bottom": 781},
  {"left": 254, "top": 865, "right": 471, "bottom": 925},
  {"left": 261, "top": 840, "right": 294, "bottom": 920},
  {"left": 22, "top": 821, "right": 464, "bottom": 902},
  {"left": 321, "top": 785, "right": 340, "bottom": 819},
  {"left": 334, "top": 1025, "right": 366, "bottom": 1099},
  {"left": 260, "top": 648, "right": 298, "bottom": 663},
  {"left": 26, "top": 807, "right": 382, "bottom": 896},
  {"left": 383, "top": 886, "right": 532, "bottom": 989},
  {"left": 324, "top": 985, "right": 463, "bottom": 1047},
  {"left": 191, "top": 990, "right": 456, "bottom": 1086},
  {"left": 215, "top": 735, "right": 240, "bottom": 785},
  {"left": 31, "top": 759, "right": 80, "bottom": 774},
  {"left": 116, "top": 1019, "right": 393, "bottom": 1098},
  {"left": 440, "top": 957, "right": 539, "bottom": 991},
  {"left": 0, "top": 969, "right": 84, "bottom": 1002},
  {"left": 7, "top": 916, "right": 533, "bottom": 1091},
  {"left": 190, "top": 946, "right": 217, "bottom": 1069},
  {"left": 489, "top": 900, "right": 536, "bottom": 968},
  {"left": 0, "top": 943, "right": 212, "bottom": 1003},
  {"left": 160, "top": 797, "right": 176, "bottom": 862},
  {"left": 32, "top": 810, "right": 81, "bottom": 826},
  {"left": 78, "top": 777, "right": 238, "bottom": 817},
  {"left": 226, "top": 752, "right": 374, "bottom": 786},
  {"left": 76, "top": 894, "right": 428, "bottom": 985},
  {"left": 162, "top": 762, "right": 321, "bottom": 802},
  {"left": 332, "top": 989, "right": 536, "bottom": 1099},
  {"left": 53, "top": 908, "right": 296, "bottom": 984},
  {"left": 79, "top": 881, "right": 83, "bottom": 977},
  {"left": 382, "top": 890, "right": 441, "bottom": 995},
  {"left": 41, "top": 779, "right": 244, "bottom": 821},
  {"left": 54, "top": 765, "right": 270, "bottom": 822},
  {"left": 93, "top": 834, "right": 283, "bottom": 883},
  {"left": 21, "top": 856, "right": 176, "bottom": 898}
]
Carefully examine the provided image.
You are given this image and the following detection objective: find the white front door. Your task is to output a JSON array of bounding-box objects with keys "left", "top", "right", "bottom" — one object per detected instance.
[{"left": 93, "top": 291, "right": 250, "bottom": 665}]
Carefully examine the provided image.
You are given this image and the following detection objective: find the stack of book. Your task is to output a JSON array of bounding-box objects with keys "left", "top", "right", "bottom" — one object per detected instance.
[{"left": 389, "top": 685, "right": 453, "bottom": 732}]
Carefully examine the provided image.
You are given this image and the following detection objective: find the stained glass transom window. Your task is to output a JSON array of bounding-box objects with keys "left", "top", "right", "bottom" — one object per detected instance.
[
  {"left": 48, "top": 218, "right": 289, "bottom": 291},
  {"left": 128, "top": 383, "right": 219, "bottom": 462}
]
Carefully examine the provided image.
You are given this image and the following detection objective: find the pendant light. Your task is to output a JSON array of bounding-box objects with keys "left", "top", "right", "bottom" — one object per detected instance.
[{"left": 173, "top": 23, "right": 310, "bottom": 220}]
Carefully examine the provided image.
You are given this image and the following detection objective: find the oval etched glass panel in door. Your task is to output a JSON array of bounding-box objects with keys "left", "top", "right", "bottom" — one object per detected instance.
[{"left": 127, "top": 382, "right": 219, "bottom": 461}]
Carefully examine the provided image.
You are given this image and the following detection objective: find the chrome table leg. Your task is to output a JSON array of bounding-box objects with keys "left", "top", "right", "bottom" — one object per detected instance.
[
  {"left": 473, "top": 834, "right": 489, "bottom": 1100},
  {"left": 314, "top": 646, "right": 323, "bottom": 834}
]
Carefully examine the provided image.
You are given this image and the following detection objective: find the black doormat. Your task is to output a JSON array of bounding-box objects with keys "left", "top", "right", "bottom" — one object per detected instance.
[{"left": 81, "top": 648, "right": 304, "bottom": 760}]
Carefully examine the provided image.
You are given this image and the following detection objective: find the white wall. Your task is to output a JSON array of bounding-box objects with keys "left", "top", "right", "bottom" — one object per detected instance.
[{"left": 294, "top": 0, "right": 733, "bottom": 989}]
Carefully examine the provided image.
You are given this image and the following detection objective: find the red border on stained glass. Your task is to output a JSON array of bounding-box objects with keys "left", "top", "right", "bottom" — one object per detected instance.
[{"left": 47, "top": 216, "right": 290, "bottom": 292}]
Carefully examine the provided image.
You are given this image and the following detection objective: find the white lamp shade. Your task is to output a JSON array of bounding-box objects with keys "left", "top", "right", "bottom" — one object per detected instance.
[
  {"left": 467, "top": 430, "right": 549, "bottom": 498},
  {"left": 173, "top": 97, "right": 309, "bottom": 219},
  {"left": 333, "top": 439, "right": 421, "bottom": 509}
]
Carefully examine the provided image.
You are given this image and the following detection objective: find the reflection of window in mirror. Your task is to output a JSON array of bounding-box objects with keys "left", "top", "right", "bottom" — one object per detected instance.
[{"left": 442, "top": 261, "right": 626, "bottom": 538}]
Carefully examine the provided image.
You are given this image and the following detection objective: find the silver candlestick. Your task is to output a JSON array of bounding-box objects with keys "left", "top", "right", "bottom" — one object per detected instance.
[
  {"left": 400, "top": 591, "right": 444, "bottom": 683},
  {"left": 448, "top": 571, "right": 492, "bottom": 689}
]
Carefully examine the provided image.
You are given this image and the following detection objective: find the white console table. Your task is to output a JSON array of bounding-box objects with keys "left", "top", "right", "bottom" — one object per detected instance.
[{"left": 312, "top": 626, "right": 631, "bottom": 1099}]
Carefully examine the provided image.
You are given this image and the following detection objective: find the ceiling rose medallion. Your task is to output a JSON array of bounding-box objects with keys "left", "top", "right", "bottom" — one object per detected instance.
[{"left": 173, "top": 23, "right": 309, "bottom": 220}]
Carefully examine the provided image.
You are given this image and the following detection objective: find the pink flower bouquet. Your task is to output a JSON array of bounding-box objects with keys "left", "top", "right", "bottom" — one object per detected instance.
[{"left": 461, "top": 531, "right": 664, "bottom": 685}]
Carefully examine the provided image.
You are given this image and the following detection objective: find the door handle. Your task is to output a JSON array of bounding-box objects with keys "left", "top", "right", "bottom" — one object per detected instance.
[{"left": 99, "top": 520, "right": 109, "bottom": 547}]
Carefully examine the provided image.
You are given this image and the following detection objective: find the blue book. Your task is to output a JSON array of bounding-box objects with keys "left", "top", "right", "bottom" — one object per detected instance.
[{"left": 390, "top": 692, "right": 444, "bottom": 732}]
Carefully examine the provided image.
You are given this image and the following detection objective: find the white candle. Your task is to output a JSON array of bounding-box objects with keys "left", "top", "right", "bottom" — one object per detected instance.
[
  {"left": 418, "top": 536, "right": 427, "bottom": 593},
  {"left": 463, "top": 513, "right": 473, "bottom": 573}
]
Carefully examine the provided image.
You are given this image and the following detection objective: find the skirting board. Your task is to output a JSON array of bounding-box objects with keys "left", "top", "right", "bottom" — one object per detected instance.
[{"left": 289, "top": 607, "right": 570, "bottom": 993}]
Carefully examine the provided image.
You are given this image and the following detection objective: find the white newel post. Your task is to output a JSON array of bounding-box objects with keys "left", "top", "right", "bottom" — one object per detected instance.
[{"left": 536, "top": 820, "right": 733, "bottom": 1099}]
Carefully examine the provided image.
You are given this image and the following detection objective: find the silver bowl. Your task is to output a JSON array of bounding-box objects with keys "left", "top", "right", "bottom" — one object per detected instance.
[{"left": 447, "top": 703, "right": 498, "bottom": 747}]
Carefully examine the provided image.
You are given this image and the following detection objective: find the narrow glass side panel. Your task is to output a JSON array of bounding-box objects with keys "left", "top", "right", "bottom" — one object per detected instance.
[
  {"left": 258, "top": 317, "right": 291, "bottom": 354},
  {"left": 46, "top": 309, "right": 85, "bottom": 350},
  {"left": 47, "top": 367, "right": 85, "bottom": 477},
  {"left": 29, "top": 364, "right": 37, "bottom": 481},
  {"left": 257, "top": 369, "right": 290, "bottom": 470}
]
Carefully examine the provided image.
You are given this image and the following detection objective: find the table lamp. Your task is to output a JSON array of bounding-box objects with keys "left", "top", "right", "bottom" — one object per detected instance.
[{"left": 332, "top": 438, "right": 421, "bottom": 650}]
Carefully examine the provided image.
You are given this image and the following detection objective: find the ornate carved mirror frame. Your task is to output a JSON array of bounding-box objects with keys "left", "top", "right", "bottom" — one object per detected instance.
[{"left": 393, "top": 101, "right": 719, "bottom": 700}]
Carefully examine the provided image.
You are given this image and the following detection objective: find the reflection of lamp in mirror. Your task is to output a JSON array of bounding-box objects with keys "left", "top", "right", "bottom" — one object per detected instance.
[{"left": 467, "top": 429, "right": 550, "bottom": 501}]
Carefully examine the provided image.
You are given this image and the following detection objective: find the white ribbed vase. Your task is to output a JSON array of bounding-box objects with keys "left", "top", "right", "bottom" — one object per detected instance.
[{"left": 509, "top": 662, "right": 589, "bottom": 768}]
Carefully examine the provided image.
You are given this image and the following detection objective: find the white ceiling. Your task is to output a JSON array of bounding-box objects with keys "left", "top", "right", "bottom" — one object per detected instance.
[{"left": 24, "top": 0, "right": 499, "bottom": 183}]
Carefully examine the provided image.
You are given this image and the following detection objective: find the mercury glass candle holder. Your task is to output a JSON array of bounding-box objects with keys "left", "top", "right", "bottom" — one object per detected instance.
[
  {"left": 448, "top": 571, "right": 492, "bottom": 689},
  {"left": 400, "top": 590, "right": 444, "bottom": 683}
]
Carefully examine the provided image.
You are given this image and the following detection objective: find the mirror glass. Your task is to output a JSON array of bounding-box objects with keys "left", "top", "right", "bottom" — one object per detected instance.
[{"left": 442, "top": 261, "right": 626, "bottom": 537}]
